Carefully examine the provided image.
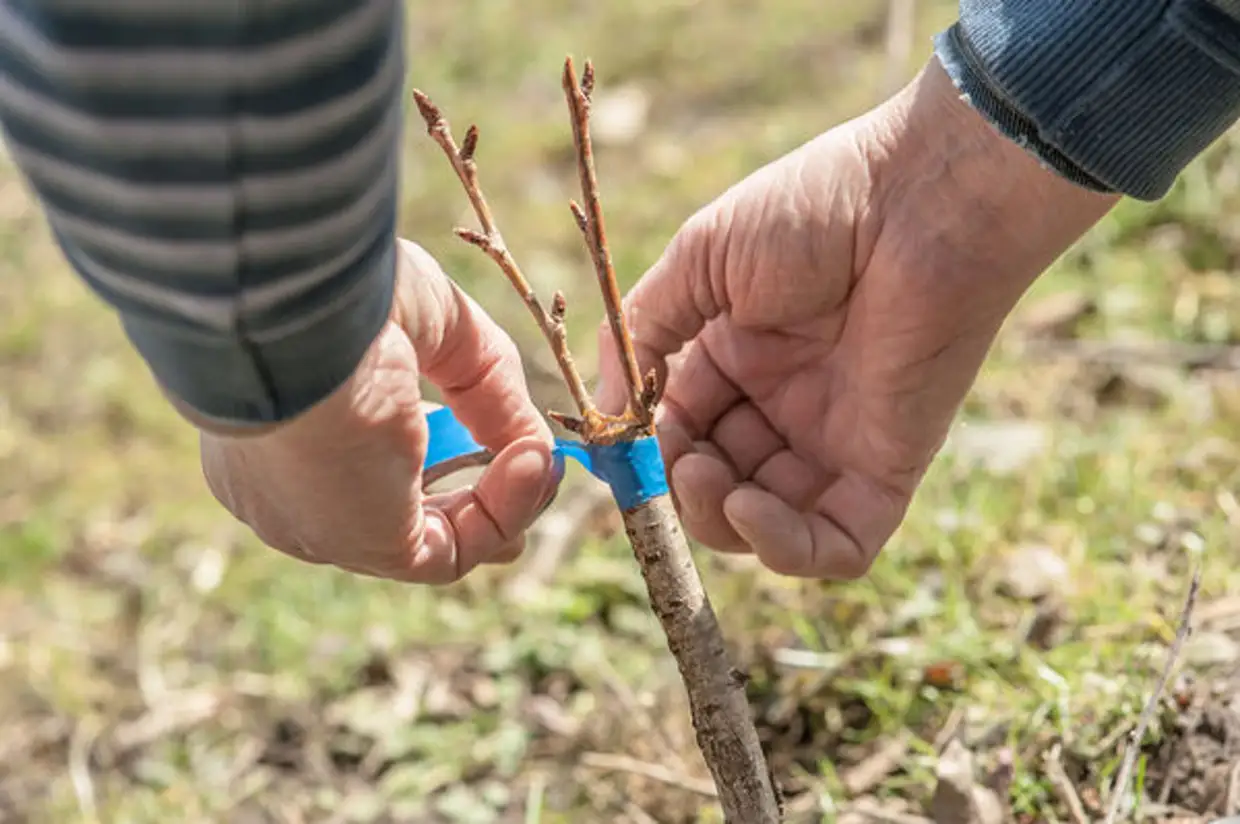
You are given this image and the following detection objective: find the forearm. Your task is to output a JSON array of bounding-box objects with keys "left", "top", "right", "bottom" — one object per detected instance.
[
  {"left": 0, "top": 0, "right": 404, "bottom": 428},
  {"left": 935, "top": 0, "right": 1240, "bottom": 201}
]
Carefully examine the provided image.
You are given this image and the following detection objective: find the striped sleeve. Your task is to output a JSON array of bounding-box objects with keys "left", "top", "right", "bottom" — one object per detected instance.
[{"left": 0, "top": 0, "right": 405, "bottom": 426}]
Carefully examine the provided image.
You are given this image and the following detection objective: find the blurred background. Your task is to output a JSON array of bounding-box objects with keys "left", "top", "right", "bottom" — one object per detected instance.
[{"left": 1, "top": 1, "right": 1239, "bottom": 822}]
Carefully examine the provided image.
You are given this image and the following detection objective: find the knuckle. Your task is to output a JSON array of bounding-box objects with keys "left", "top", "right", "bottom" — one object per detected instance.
[
  {"left": 822, "top": 540, "right": 879, "bottom": 580},
  {"left": 494, "top": 333, "right": 522, "bottom": 370},
  {"left": 757, "top": 550, "right": 808, "bottom": 578}
]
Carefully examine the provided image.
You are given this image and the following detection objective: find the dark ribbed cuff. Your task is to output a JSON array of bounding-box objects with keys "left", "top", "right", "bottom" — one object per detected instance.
[
  {"left": 119, "top": 240, "right": 395, "bottom": 428},
  {"left": 934, "top": 0, "right": 1240, "bottom": 202}
]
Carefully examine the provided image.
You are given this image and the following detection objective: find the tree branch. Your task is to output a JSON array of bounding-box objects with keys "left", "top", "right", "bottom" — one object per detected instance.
[
  {"left": 562, "top": 57, "right": 650, "bottom": 429},
  {"left": 411, "top": 90, "right": 596, "bottom": 431},
  {"left": 412, "top": 57, "right": 783, "bottom": 823}
]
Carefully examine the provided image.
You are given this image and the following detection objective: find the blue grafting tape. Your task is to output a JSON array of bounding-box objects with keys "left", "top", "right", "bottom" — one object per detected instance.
[
  {"left": 423, "top": 406, "right": 488, "bottom": 467},
  {"left": 422, "top": 405, "right": 669, "bottom": 511},
  {"left": 582, "top": 436, "right": 668, "bottom": 511}
]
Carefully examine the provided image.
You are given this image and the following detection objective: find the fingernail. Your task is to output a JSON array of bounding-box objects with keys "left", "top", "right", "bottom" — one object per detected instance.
[
  {"left": 537, "top": 455, "right": 564, "bottom": 511},
  {"left": 508, "top": 442, "right": 556, "bottom": 501}
]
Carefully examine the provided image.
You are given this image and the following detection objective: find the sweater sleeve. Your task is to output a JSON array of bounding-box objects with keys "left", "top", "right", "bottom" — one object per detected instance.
[
  {"left": 934, "top": 0, "right": 1240, "bottom": 201},
  {"left": 0, "top": 0, "right": 405, "bottom": 427}
]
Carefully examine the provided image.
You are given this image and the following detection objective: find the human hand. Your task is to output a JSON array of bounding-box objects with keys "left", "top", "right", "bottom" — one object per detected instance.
[
  {"left": 599, "top": 58, "right": 1119, "bottom": 578},
  {"left": 196, "top": 238, "right": 559, "bottom": 583}
]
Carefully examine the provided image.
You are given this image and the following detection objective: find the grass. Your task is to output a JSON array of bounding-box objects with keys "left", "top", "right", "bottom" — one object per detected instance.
[{"left": 1, "top": 1, "right": 1239, "bottom": 822}]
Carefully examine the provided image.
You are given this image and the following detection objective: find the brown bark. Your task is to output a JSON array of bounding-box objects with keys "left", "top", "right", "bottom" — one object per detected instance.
[
  {"left": 561, "top": 57, "right": 649, "bottom": 427},
  {"left": 622, "top": 495, "right": 782, "bottom": 823}
]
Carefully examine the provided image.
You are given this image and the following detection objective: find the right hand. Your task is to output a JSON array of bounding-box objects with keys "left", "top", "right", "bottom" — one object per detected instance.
[{"left": 598, "top": 58, "right": 1117, "bottom": 579}]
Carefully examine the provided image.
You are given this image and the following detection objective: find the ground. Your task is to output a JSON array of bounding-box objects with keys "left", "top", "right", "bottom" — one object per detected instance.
[{"left": 1, "top": 1, "right": 1239, "bottom": 822}]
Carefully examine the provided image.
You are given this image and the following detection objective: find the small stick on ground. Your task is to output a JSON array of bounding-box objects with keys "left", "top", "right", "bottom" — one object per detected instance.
[
  {"left": 580, "top": 751, "right": 719, "bottom": 798},
  {"left": 1017, "top": 338, "right": 1240, "bottom": 371},
  {"left": 1102, "top": 565, "right": 1202, "bottom": 824},
  {"left": 1044, "top": 743, "right": 1090, "bottom": 824},
  {"left": 413, "top": 57, "right": 782, "bottom": 824},
  {"left": 842, "top": 732, "right": 912, "bottom": 797}
]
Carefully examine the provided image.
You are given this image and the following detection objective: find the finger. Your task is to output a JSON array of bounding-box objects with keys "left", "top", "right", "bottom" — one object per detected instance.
[
  {"left": 393, "top": 435, "right": 554, "bottom": 584},
  {"left": 723, "top": 488, "right": 866, "bottom": 578},
  {"left": 395, "top": 239, "right": 552, "bottom": 450},
  {"left": 691, "top": 439, "right": 737, "bottom": 475},
  {"left": 653, "top": 410, "right": 696, "bottom": 470},
  {"left": 435, "top": 500, "right": 529, "bottom": 568},
  {"left": 597, "top": 215, "right": 725, "bottom": 414},
  {"left": 659, "top": 335, "right": 743, "bottom": 440},
  {"left": 723, "top": 473, "right": 905, "bottom": 579},
  {"left": 814, "top": 470, "right": 910, "bottom": 558},
  {"left": 708, "top": 402, "right": 783, "bottom": 479},
  {"left": 484, "top": 536, "right": 526, "bottom": 566},
  {"left": 751, "top": 449, "right": 829, "bottom": 512},
  {"left": 671, "top": 451, "right": 747, "bottom": 552}
]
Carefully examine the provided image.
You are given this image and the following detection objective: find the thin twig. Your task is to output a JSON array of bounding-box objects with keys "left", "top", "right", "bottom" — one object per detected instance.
[
  {"left": 579, "top": 751, "right": 719, "bottom": 798},
  {"left": 107, "top": 688, "right": 223, "bottom": 757},
  {"left": 839, "top": 798, "right": 934, "bottom": 824},
  {"left": 1103, "top": 565, "right": 1202, "bottom": 824},
  {"left": 588, "top": 646, "right": 690, "bottom": 771},
  {"left": 842, "top": 732, "right": 911, "bottom": 796},
  {"left": 67, "top": 717, "right": 101, "bottom": 821},
  {"left": 624, "top": 802, "right": 661, "bottom": 824},
  {"left": 562, "top": 57, "right": 650, "bottom": 428},
  {"left": 1228, "top": 759, "right": 1240, "bottom": 815},
  {"left": 1017, "top": 338, "right": 1240, "bottom": 370},
  {"left": 410, "top": 89, "right": 597, "bottom": 430},
  {"left": 1044, "top": 743, "right": 1090, "bottom": 824}
]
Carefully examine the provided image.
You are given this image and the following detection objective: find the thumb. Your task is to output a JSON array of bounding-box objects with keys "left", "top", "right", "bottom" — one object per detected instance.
[
  {"left": 596, "top": 214, "right": 725, "bottom": 415},
  {"left": 393, "top": 238, "right": 552, "bottom": 450}
]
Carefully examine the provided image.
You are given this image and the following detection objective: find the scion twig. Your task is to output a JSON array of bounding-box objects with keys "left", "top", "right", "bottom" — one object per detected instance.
[
  {"left": 562, "top": 57, "right": 650, "bottom": 429},
  {"left": 411, "top": 89, "right": 597, "bottom": 433}
]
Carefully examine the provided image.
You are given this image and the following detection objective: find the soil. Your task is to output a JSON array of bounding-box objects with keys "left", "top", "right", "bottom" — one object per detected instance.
[{"left": 1144, "top": 671, "right": 1240, "bottom": 819}]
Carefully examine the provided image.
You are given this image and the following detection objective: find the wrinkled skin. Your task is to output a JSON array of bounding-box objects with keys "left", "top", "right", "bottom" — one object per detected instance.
[
  {"left": 196, "top": 239, "right": 560, "bottom": 584},
  {"left": 598, "top": 60, "right": 1117, "bottom": 578}
]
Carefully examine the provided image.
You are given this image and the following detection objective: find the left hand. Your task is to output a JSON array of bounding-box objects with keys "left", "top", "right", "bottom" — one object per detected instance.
[{"left": 193, "top": 238, "right": 560, "bottom": 584}]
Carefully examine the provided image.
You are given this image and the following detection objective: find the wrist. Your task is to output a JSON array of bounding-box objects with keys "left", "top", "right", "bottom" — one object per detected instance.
[
  {"left": 171, "top": 314, "right": 390, "bottom": 442},
  {"left": 866, "top": 57, "right": 1119, "bottom": 291},
  {"left": 162, "top": 385, "right": 286, "bottom": 438}
]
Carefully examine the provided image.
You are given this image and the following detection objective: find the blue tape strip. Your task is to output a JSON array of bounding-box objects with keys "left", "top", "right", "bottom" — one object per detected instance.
[{"left": 422, "top": 406, "right": 669, "bottom": 511}]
